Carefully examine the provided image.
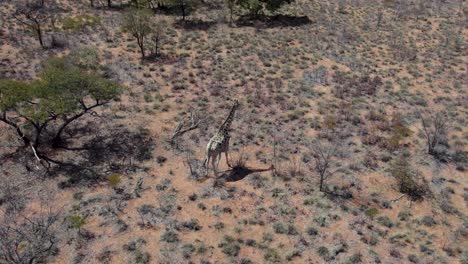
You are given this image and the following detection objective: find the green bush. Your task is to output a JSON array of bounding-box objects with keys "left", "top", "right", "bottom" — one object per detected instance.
[
  {"left": 68, "top": 215, "right": 86, "bottom": 229},
  {"left": 365, "top": 208, "right": 379, "bottom": 219},
  {"left": 61, "top": 15, "right": 101, "bottom": 31},
  {"left": 108, "top": 173, "right": 122, "bottom": 187}
]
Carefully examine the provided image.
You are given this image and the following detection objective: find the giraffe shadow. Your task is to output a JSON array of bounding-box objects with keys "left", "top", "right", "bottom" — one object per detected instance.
[{"left": 216, "top": 164, "right": 274, "bottom": 183}]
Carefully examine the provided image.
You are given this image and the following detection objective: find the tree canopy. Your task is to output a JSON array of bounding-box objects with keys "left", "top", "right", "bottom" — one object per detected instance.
[
  {"left": 0, "top": 48, "right": 123, "bottom": 166},
  {"left": 237, "top": 0, "right": 295, "bottom": 16}
]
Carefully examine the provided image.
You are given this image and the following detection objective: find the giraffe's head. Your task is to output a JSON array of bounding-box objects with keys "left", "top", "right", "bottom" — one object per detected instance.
[{"left": 232, "top": 99, "right": 240, "bottom": 110}]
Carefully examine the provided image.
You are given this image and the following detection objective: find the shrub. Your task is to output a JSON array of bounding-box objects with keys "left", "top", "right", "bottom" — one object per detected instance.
[
  {"left": 181, "top": 219, "right": 202, "bottom": 231},
  {"left": 408, "top": 254, "right": 419, "bottom": 263},
  {"left": 420, "top": 216, "right": 437, "bottom": 227},
  {"left": 365, "top": 208, "right": 379, "bottom": 219},
  {"left": 377, "top": 216, "right": 393, "bottom": 228},
  {"left": 398, "top": 210, "right": 411, "bottom": 221},
  {"left": 317, "top": 246, "right": 330, "bottom": 261},
  {"left": 390, "top": 156, "right": 429, "bottom": 201},
  {"left": 286, "top": 249, "right": 302, "bottom": 261},
  {"left": 160, "top": 230, "right": 179, "bottom": 243},
  {"left": 306, "top": 226, "right": 319, "bottom": 236},
  {"left": 347, "top": 253, "right": 362, "bottom": 263},
  {"left": 218, "top": 236, "right": 240, "bottom": 256},
  {"left": 61, "top": 15, "right": 101, "bottom": 31},
  {"left": 108, "top": 173, "right": 122, "bottom": 187},
  {"left": 264, "top": 248, "right": 281, "bottom": 263},
  {"left": 181, "top": 244, "right": 195, "bottom": 259},
  {"left": 68, "top": 215, "right": 86, "bottom": 230},
  {"left": 273, "top": 223, "right": 298, "bottom": 235}
]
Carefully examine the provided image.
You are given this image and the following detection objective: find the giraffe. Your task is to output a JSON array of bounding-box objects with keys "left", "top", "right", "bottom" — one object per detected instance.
[{"left": 204, "top": 100, "right": 240, "bottom": 175}]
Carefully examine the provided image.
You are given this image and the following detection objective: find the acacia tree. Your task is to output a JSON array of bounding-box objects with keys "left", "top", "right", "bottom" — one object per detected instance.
[
  {"left": 122, "top": 8, "right": 154, "bottom": 59},
  {"left": 0, "top": 50, "right": 122, "bottom": 166}
]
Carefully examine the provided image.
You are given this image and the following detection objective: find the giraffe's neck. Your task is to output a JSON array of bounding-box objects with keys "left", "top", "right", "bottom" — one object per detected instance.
[{"left": 218, "top": 103, "right": 237, "bottom": 133}]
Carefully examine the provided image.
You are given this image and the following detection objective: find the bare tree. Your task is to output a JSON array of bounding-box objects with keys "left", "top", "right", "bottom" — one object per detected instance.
[
  {"left": 420, "top": 111, "right": 449, "bottom": 156},
  {"left": 148, "top": 17, "right": 167, "bottom": 58},
  {"left": 0, "top": 211, "right": 60, "bottom": 264},
  {"left": 310, "top": 139, "right": 339, "bottom": 192},
  {"left": 13, "top": 0, "right": 58, "bottom": 48},
  {"left": 226, "top": 0, "right": 237, "bottom": 26},
  {"left": 170, "top": 111, "right": 201, "bottom": 146}
]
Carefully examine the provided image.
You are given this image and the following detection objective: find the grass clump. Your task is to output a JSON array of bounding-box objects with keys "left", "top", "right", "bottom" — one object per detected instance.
[{"left": 218, "top": 236, "right": 240, "bottom": 257}]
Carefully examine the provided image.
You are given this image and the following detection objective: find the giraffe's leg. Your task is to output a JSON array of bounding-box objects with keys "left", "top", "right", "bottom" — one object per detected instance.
[
  {"left": 217, "top": 153, "right": 221, "bottom": 169},
  {"left": 204, "top": 155, "right": 210, "bottom": 175},
  {"left": 225, "top": 151, "right": 231, "bottom": 167},
  {"left": 212, "top": 155, "right": 217, "bottom": 177}
]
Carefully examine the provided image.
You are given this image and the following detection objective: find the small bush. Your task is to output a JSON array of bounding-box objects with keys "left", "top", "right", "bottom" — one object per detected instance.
[
  {"left": 61, "top": 15, "right": 101, "bottom": 31},
  {"left": 107, "top": 173, "right": 122, "bottom": 187},
  {"left": 181, "top": 219, "right": 202, "bottom": 231},
  {"left": 160, "top": 230, "right": 179, "bottom": 243},
  {"left": 218, "top": 236, "right": 240, "bottom": 257},
  {"left": 347, "top": 253, "right": 363, "bottom": 263},
  {"left": 68, "top": 215, "right": 86, "bottom": 229},
  {"left": 306, "top": 226, "right": 319, "bottom": 236},
  {"left": 317, "top": 246, "right": 330, "bottom": 260},
  {"left": 377, "top": 216, "right": 393, "bottom": 228},
  {"left": 390, "top": 157, "right": 429, "bottom": 201},
  {"left": 286, "top": 249, "right": 302, "bottom": 261},
  {"left": 398, "top": 210, "right": 411, "bottom": 221},
  {"left": 420, "top": 216, "right": 437, "bottom": 227},
  {"left": 365, "top": 208, "right": 379, "bottom": 219},
  {"left": 264, "top": 248, "right": 281, "bottom": 263},
  {"left": 273, "top": 223, "right": 298, "bottom": 235}
]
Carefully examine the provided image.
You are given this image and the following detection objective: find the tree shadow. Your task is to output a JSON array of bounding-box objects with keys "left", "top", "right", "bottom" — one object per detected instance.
[
  {"left": 49, "top": 127, "right": 155, "bottom": 188},
  {"left": 236, "top": 14, "right": 312, "bottom": 28}
]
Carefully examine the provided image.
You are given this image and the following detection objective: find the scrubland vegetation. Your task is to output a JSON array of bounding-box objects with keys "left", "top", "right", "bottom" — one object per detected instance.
[{"left": 0, "top": 0, "right": 467, "bottom": 263}]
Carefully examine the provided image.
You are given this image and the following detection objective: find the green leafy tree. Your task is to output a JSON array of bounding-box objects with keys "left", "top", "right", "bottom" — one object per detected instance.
[
  {"left": 237, "top": 0, "right": 294, "bottom": 16},
  {"left": 122, "top": 8, "right": 154, "bottom": 58},
  {"left": 238, "top": 0, "right": 263, "bottom": 16},
  {"left": 130, "top": 0, "right": 152, "bottom": 8},
  {"left": 0, "top": 50, "right": 122, "bottom": 166}
]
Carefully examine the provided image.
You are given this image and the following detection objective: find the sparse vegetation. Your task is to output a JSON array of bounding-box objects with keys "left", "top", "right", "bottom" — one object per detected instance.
[{"left": 0, "top": 0, "right": 465, "bottom": 263}]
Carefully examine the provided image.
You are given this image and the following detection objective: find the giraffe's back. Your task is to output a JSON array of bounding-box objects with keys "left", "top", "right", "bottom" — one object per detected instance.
[{"left": 208, "top": 133, "right": 229, "bottom": 152}]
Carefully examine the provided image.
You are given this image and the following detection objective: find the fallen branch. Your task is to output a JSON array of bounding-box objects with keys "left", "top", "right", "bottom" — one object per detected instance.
[
  {"left": 170, "top": 111, "right": 201, "bottom": 145},
  {"left": 391, "top": 194, "right": 406, "bottom": 203},
  {"left": 29, "top": 142, "right": 41, "bottom": 169}
]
